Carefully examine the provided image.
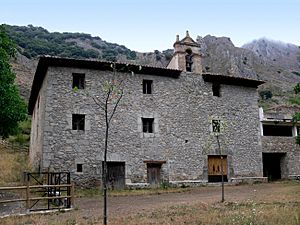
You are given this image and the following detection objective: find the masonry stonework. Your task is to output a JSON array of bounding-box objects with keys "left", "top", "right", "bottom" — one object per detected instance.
[
  {"left": 28, "top": 62, "right": 264, "bottom": 186},
  {"left": 28, "top": 33, "right": 270, "bottom": 187}
]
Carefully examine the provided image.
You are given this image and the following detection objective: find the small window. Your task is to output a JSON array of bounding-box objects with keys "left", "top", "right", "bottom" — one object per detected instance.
[
  {"left": 143, "top": 80, "right": 153, "bottom": 94},
  {"left": 212, "top": 83, "right": 220, "bottom": 97},
  {"left": 76, "top": 164, "right": 83, "bottom": 173},
  {"left": 142, "top": 118, "right": 154, "bottom": 133},
  {"left": 212, "top": 120, "right": 221, "bottom": 133},
  {"left": 72, "top": 114, "right": 85, "bottom": 130},
  {"left": 72, "top": 73, "right": 85, "bottom": 89}
]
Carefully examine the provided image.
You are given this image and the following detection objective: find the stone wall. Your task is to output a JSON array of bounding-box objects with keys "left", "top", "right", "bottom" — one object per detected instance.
[
  {"left": 29, "top": 73, "right": 48, "bottom": 170},
  {"left": 262, "top": 136, "right": 300, "bottom": 176},
  {"left": 32, "top": 66, "right": 263, "bottom": 186}
]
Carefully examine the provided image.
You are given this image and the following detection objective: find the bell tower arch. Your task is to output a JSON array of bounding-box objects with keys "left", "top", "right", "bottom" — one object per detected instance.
[{"left": 167, "top": 31, "right": 202, "bottom": 74}]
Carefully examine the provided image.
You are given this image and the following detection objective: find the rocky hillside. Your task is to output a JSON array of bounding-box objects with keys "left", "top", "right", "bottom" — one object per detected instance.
[{"left": 4, "top": 24, "right": 300, "bottom": 110}]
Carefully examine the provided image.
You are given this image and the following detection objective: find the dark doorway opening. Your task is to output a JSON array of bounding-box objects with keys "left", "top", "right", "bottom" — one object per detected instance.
[
  {"left": 263, "top": 153, "right": 286, "bottom": 181},
  {"left": 147, "top": 163, "right": 162, "bottom": 186},
  {"left": 208, "top": 155, "right": 228, "bottom": 182},
  {"left": 103, "top": 161, "right": 125, "bottom": 189}
]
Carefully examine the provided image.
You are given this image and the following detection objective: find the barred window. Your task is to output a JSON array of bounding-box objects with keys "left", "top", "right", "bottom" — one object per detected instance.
[
  {"left": 212, "top": 120, "right": 221, "bottom": 133},
  {"left": 143, "top": 80, "right": 153, "bottom": 94}
]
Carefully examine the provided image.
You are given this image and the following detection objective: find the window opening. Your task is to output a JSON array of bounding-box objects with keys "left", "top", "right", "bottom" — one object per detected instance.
[
  {"left": 143, "top": 80, "right": 153, "bottom": 94},
  {"left": 142, "top": 118, "right": 154, "bottom": 133},
  {"left": 72, "top": 114, "right": 85, "bottom": 130},
  {"left": 76, "top": 164, "right": 83, "bottom": 173},
  {"left": 262, "top": 124, "right": 293, "bottom": 136},
  {"left": 185, "top": 49, "right": 193, "bottom": 72},
  {"left": 212, "top": 83, "right": 220, "bottom": 97},
  {"left": 72, "top": 73, "right": 85, "bottom": 89}
]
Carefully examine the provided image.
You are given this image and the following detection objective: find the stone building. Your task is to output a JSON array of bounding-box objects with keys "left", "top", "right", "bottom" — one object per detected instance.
[
  {"left": 259, "top": 106, "right": 300, "bottom": 180},
  {"left": 29, "top": 32, "right": 269, "bottom": 187}
]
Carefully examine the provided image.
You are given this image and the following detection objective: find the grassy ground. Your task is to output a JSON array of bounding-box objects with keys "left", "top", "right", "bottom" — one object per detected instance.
[
  {"left": 112, "top": 201, "right": 300, "bottom": 225},
  {"left": 0, "top": 144, "right": 29, "bottom": 186}
]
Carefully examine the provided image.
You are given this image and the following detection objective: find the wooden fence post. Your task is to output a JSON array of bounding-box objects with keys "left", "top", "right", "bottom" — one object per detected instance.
[
  {"left": 70, "top": 182, "right": 75, "bottom": 208},
  {"left": 26, "top": 173, "right": 30, "bottom": 210}
]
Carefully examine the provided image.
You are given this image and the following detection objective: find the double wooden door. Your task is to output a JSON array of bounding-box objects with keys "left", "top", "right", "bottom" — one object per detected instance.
[{"left": 208, "top": 155, "right": 228, "bottom": 182}]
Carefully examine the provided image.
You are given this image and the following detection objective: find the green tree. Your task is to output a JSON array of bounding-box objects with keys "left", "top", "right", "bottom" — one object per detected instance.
[{"left": 0, "top": 25, "right": 27, "bottom": 138}]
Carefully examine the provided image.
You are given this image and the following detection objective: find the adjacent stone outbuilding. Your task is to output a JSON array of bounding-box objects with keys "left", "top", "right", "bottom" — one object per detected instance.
[{"left": 28, "top": 33, "right": 265, "bottom": 187}]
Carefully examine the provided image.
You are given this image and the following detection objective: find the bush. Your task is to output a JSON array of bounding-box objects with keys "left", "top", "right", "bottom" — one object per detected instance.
[
  {"left": 289, "top": 97, "right": 300, "bottom": 105},
  {"left": 294, "top": 82, "right": 300, "bottom": 94},
  {"left": 259, "top": 90, "right": 273, "bottom": 100}
]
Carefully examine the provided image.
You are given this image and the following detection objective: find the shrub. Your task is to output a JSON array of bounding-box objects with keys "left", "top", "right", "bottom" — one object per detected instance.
[
  {"left": 289, "top": 97, "right": 300, "bottom": 105},
  {"left": 259, "top": 90, "right": 273, "bottom": 100},
  {"left": 294, "top": 82, "right": 300, "bottom": 94}
]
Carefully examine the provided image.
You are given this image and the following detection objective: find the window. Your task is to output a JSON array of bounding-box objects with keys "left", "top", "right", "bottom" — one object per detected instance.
[
  {"left": 142, "top": 118, "right": 154, "bottom": 133},
  {"left": 262, "top": 124, "right": 293, "bottom": 136},
  {"left": 72, "top": 73, "right": 85, "bottom": 89},
  {"left": 212, "top": 120, "right": 221, "bottom": 133},
  {"left": 143, "top": 80, "right": 152, "bottom": 94},
  {"left": 72, "top": 114, "right": 85, "bottom": 130},
  {"left": 76, "top": 164, "right": 83, "bottom": 173},
  {"left": 212, "top": 83, "right": 220, "bottom": 97}
]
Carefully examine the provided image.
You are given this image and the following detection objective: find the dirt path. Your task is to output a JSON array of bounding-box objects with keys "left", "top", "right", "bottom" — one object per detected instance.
[{"left": 76, "top": 182, "right": 299, "bottom": 219}]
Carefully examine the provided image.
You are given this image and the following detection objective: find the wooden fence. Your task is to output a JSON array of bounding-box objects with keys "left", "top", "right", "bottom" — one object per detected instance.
[{"left": 0, "top": 183, "right": 74, "bottom": 211}]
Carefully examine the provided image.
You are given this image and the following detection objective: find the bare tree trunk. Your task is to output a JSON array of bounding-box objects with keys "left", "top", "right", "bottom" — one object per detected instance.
[
  {"left": 216, "top": 135, "right": 224, "bottom": 202},
  {"left": 103, "top": 100, "right": 109, "bottom": 225}
]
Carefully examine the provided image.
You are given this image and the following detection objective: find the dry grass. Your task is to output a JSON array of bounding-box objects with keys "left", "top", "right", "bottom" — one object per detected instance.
[
  {"left": 1, "top": 199, "right": 299, "bottom": 225},
  {"left": 0, "top": 145, "right": 29, "bottom": 186},
  {"left": 111, "top": 201, "right": 300, "bottom": 225}
]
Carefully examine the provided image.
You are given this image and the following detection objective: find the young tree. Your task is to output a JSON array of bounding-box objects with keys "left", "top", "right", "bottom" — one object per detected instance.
[
  {"left": 0, "top": 25, "right": 27, "bottom": 138},
  {"left": 92, "top": 63, "right": 123, "bottom": 225}
]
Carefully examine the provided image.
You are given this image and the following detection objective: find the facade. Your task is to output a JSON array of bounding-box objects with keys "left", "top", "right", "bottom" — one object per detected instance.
[
  {"left": 259, "top": 106, "right": 300, "bottom": 180},
  {"left": 29, "top": 33, "right": 268, "bottom": 187}
]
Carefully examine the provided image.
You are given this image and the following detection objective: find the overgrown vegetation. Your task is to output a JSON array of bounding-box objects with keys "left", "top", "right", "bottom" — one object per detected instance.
[
  {"left": 2, "top": 24, "right": 137, "bottom": 61},
  {"left": 294, "top": 82, "right": 300, "bottom": 94},
  {"left": 289, "top": 97, "right": 300, "bottom": 105},
  {"left": 0, "top": 25, "right": 27, "bottom": 138},
  {"left": 7, "top": 118, "right": 31, "bottom": 148},
  {"left": 0, "top": 144, "right": 29, "bottom": 185},
  {"left": 259, "top": 90, "right": 273, "bottom": 100}
]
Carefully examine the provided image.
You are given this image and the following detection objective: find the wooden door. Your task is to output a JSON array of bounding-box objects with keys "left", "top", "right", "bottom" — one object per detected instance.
[
  {"left": 208, "top": 155, "right": 227, "bottom": 182},
  {"left": 147, "top": 163, "right": 161, "bottom": 186},
  {"left": 105, "top": 162, "right": 125, "bottom": 190}
]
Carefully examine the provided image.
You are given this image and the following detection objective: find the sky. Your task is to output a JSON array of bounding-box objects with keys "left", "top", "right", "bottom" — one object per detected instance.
[{"left": 0, "top": 0, "right": 299, "bottom": 52}]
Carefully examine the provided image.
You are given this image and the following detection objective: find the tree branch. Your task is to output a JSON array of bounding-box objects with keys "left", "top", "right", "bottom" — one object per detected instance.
[{"left": 108, "top": 91, "right": 123, "bottom": 124}]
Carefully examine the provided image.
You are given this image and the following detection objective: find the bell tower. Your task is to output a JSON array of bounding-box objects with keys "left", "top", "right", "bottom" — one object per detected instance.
[{"left": 167, "top": 31, "right": 202, "bottom": 74}]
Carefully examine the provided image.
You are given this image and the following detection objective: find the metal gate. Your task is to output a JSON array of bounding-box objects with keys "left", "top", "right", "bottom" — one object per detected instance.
[{"left": 25, "top": 172, "right": 72, "bottom": 211}]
